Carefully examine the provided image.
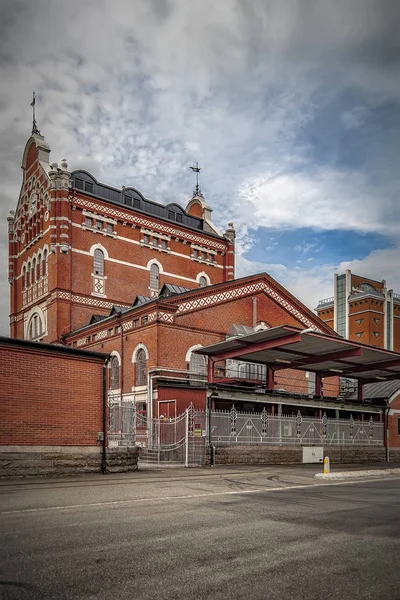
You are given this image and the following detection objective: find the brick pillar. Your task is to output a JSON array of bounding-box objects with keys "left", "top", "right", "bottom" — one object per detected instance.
[
  {"left": 48, "top": 160, "right": 72, "bottom": 342},
  {"left": 224, "top": 222, "right": 236, "bottom": 281}
]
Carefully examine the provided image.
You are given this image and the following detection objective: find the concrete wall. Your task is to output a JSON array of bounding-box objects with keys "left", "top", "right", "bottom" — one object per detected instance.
[
  {"left": 211, "top": 445, "right": 389, "bottom": 466},
  {"left": 0, "top": 447, "right": 139, "bottom": 478}
]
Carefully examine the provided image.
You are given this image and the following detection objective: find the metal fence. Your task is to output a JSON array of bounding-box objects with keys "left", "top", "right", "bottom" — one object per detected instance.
[
  {"left": 209, "top": 407, "right": 384, "bottom": 446},
  {"left": 108, "top": 402, "right": 384, "bottom": 464}
]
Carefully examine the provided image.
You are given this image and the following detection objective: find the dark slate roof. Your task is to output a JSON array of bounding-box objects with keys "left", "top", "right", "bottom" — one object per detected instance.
[
  {"left": 349, "top": 380, "right": 400, "bottom": 400},
  {"left": 109, "top": 305, "right": 130, "bottom": 316},
  {"left": 89, "top": 314, "right": 107, "bottom": 324},
  {"left": 159, "top": 283, "right": 192, "bottom": 298},
  {"left": 132, "top": 295, "right": 152, "bottom": 307},
  {"left": 71, "top": 170, "right": 206, "bottom": 232}
]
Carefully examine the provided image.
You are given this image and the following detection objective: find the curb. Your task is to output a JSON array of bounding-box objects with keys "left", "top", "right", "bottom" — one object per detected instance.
[{"left": 315, "top": 468, "right": 400, "bottom": 479}]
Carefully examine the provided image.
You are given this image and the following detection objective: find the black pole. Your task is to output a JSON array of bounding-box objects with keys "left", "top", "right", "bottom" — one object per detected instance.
[
  {"left": 208, "top": 394, "right": 215, "bottom": 466},
  {"left": 102, "top": 356, "right": 110, "bottom": 474}
]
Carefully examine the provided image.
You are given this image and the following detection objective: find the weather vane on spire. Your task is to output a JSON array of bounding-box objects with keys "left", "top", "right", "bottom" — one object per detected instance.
[
  {"left": 30, "top": 91, "right": 41, "bottom": 135},
  {"left": 189, "top": 162, "right": 203, "bottom": 197}
]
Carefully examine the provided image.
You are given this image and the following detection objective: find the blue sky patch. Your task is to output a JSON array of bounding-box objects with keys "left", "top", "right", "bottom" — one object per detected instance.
[{"left": 245, "top": 227, "right": 393, "bottom": 268}]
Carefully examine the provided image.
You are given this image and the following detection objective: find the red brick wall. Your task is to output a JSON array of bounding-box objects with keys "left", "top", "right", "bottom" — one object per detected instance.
[
  {"left": 393, "top": 314, "right": 400, "bottom": 352},
  {"left": 351, "top": 274, "right": 385, "bottom": 291},
  {"left": 348, "top": 298, "right": 385, "bottom": 347},
  {"left": 0, "top": 341, "right": 105, "bottom": 447}
]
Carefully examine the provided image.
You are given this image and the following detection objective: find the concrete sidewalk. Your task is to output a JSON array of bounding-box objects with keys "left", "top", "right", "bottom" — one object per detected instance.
[{"left": 1, "top": 461, "right": 400, "bottom": 487}]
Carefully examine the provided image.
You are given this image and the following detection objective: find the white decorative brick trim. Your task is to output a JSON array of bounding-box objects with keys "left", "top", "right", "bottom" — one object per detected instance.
[
  {"left": 147, "top": 311, "right": 174, "bottom": 323},
  {"left": 72, "top": 197, "right": 226, "bottom": 251},
  {"left": 176, "top": 281, "right": 323, "bottom": 331}
]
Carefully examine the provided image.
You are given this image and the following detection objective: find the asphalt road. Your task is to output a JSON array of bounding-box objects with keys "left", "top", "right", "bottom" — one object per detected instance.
[{"left": 1, "top": 466, "right": 400, "bottom": 600}]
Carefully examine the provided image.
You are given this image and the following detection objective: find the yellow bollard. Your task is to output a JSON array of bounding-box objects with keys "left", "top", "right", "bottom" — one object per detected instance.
[{"left": 323, "top": 456, "right": 330, "bottom": 474}]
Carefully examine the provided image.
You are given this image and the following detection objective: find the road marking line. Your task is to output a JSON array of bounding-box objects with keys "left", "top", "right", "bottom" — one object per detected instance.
[{"left": 2, "top": 475, "right": 400, "bottom": 515}]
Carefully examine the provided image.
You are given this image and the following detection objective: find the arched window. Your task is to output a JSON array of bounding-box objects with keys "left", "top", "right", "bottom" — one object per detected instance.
[
  {"left": 110, "top": 356, "right": 120, "bottom": 390},
  {"left": 27, "top": 262, "right": 31, "bottom": 287},
  {"left": 94, "top": 248, "right": 104, "bottom": 276},
  {"left": 199, "top": 276, "right": 207, "bottom": 288},
  {"left": 22, "top": 266, "right": 26, "bottom": 290},
  {"left": 189, "top": 351, "right": 207, "bottom": 375},
  {"left": 135, "top": 349, "right": 147, "bottom": 386},
  {"left": 37, "top": 254, "right": 42, "bottom": 280},
  {"left": 32, "top": 258, "right": 36, "bottom": 284},
  {"left": 150, "top": 263, "right": 159, "bottom": 290},
  {"left": 43, "top": 249, "right": 48, "bottom": 277},
  {"left": 27, "top": 313, "right": 43, "bottom": 340}
]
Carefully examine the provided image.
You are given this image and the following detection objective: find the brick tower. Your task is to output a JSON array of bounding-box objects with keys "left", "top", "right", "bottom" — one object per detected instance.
[{"left": 8, "top": 130, "right": 235, "bottom": 343}]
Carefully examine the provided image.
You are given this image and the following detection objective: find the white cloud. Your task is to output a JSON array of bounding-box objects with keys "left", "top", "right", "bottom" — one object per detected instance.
[{"left": 0, "top": 0, "right": 399, "bottom": 333}]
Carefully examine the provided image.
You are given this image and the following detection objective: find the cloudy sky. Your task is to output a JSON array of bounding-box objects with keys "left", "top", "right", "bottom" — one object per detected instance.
[{"left": 0, "top": 0, "right": 399, "bottom": 335}]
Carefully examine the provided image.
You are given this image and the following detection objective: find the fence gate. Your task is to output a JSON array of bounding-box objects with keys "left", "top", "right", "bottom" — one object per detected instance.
[{"left": 108, "top": 402, "right": 207, "bottom": 467}]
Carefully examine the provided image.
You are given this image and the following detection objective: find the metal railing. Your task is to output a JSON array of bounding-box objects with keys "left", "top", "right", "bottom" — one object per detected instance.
[
  {"left": 209, "top": 408, "right": 383, "bottom": 446},
  {"left": 317, "top": 297, "right": 335, "bottom": 307},
  {"left": 108, "top": 403, "right": 383, "bottom": 451}
]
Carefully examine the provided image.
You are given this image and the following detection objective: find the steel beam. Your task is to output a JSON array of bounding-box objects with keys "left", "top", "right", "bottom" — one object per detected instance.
[
  {"left": 339, "top": 358, "right": 400, "bottom": 376},
  {"left": 204, "top": 332, "right": 302, "bottom": 362},
  {"left": 272, "top": 347, "right": 363, "bottom": 371},
  {"left": 207, "top": 358, "right": 215, "bottom": 384},
  {"left": 266, "top": 367, "right": 275, "bottom": 392}
]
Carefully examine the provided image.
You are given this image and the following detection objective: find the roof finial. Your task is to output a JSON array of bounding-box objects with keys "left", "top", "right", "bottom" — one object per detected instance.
[
  {"left": 189, "top": 161, "right": 203, "bottom": 197},
  {"left": 30, "top": 91, "right": 41, "bottom": 135}
]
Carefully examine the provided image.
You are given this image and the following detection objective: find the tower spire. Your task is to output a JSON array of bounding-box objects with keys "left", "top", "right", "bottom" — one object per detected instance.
[
  {"left": 189, "top": 162, "right": 203, "bottom": 197},
  {"left": 30, "top": 91, "right": 41, "bottom": 135}
]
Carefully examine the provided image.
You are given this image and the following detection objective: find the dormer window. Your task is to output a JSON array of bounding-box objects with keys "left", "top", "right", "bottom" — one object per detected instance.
[{"left": 85, "top": 181, "right": 94, "bottom": 193}]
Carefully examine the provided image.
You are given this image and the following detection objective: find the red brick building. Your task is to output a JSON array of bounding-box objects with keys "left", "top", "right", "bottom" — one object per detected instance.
[
  {"left": 5, "top": 129, "right": 400, "bottom": 462},
  {"left": 8, "top": 131, "right": 234, "bottom": 345},
  {"left": 316, "top": 270, "right": 400, "bottom": 351},
  {"left": 7, "top": 130, "right": 341, "bottom": 419}
]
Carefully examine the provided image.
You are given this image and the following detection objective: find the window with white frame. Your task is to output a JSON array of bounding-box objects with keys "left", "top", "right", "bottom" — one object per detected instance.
[
  {"left": 149, "top": 263, "right": 159, "bottom": 290},
  {"left": 27, "top": 312, "right": 44, "bottom": 340},
  {"left": 110, "top": 356, "right": 120, "bottom": 390},
  {"left": 199, "top": 276, "right": 207, "bottom": 288},
  {"left": 43, "top": 249, "right": 48, "bottom": 277},
  {"left": 189, "top": 352, "right": 207, "bottom": 375},
  {"left": 94, "top": 249, "right": 104, "bottom": 276},
  {"left": 37, "top": 254, "right": 41, "bottom": 280},
  {"left": 135, "top": 349, "right": 147, "bottom": 386}
]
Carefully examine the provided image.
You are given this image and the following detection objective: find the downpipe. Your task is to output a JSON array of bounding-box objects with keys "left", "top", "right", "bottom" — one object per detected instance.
[{"left": 102, "top": 356, "right": 111, "bottom": 474}]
